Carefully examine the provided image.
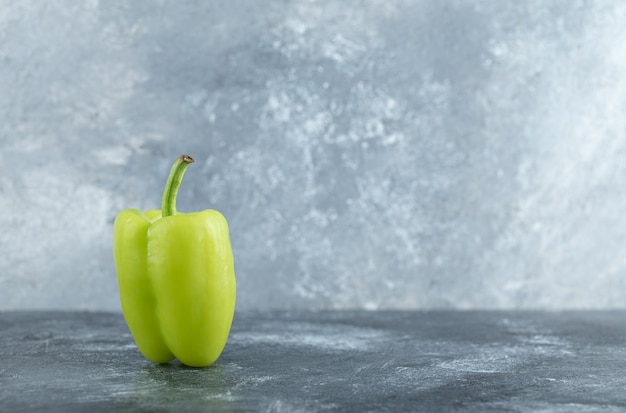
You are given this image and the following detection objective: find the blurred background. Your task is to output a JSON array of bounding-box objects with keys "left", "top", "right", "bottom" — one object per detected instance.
[{"left": 1, "top": 0, "right": 626, "bottom": 311}]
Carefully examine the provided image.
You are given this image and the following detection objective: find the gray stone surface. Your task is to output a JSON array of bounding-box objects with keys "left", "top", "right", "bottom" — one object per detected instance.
[
  {"left": 2, "top": 310, "right": 626, "bottom": 412},
  {"left": 3, "top": 1, "right": 626, "bottom": 312}
]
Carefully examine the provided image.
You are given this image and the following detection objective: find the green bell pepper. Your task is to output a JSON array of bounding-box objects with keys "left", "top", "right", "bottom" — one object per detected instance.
[{"left": 113, "top": 155, "right": 236, "bottom": 367}]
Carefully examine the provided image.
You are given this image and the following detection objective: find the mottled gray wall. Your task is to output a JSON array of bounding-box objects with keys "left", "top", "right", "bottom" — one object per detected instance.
[{"left": 2, "top": 0, "right": 626, "bottom": 311}]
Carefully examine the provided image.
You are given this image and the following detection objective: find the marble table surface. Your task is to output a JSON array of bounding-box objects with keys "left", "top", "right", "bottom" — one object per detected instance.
[{"left": 2, "top": 310, "right": 626, "bottom": 412}]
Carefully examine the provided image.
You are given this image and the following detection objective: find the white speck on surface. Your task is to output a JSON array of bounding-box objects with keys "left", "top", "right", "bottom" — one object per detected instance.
[
  {"left": 232, "top": 321, "right": 387, "bottom": 351},
  {"left": 94, "top": 146, "right": 132, "bottom": 165}
]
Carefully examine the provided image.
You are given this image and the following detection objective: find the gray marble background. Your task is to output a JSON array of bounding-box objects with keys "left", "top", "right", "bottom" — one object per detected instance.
[{"left": 2, "top": 0, "right": 626, "bottom": 311}]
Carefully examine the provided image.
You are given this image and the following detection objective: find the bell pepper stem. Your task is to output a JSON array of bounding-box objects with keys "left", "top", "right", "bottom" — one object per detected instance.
[{"left": 162, "top": 154, "right": 195, "bottom": 217}]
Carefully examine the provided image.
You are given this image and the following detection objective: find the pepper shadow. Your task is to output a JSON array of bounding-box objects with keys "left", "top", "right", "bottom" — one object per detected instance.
[{"left": 122, "top": 361, "right": 240, "bottom": 411}]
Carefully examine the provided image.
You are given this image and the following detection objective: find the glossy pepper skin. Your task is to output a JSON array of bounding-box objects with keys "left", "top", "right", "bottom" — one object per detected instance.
[{"left": 113, "top": 155, "right": 236, "bottom": 367}]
